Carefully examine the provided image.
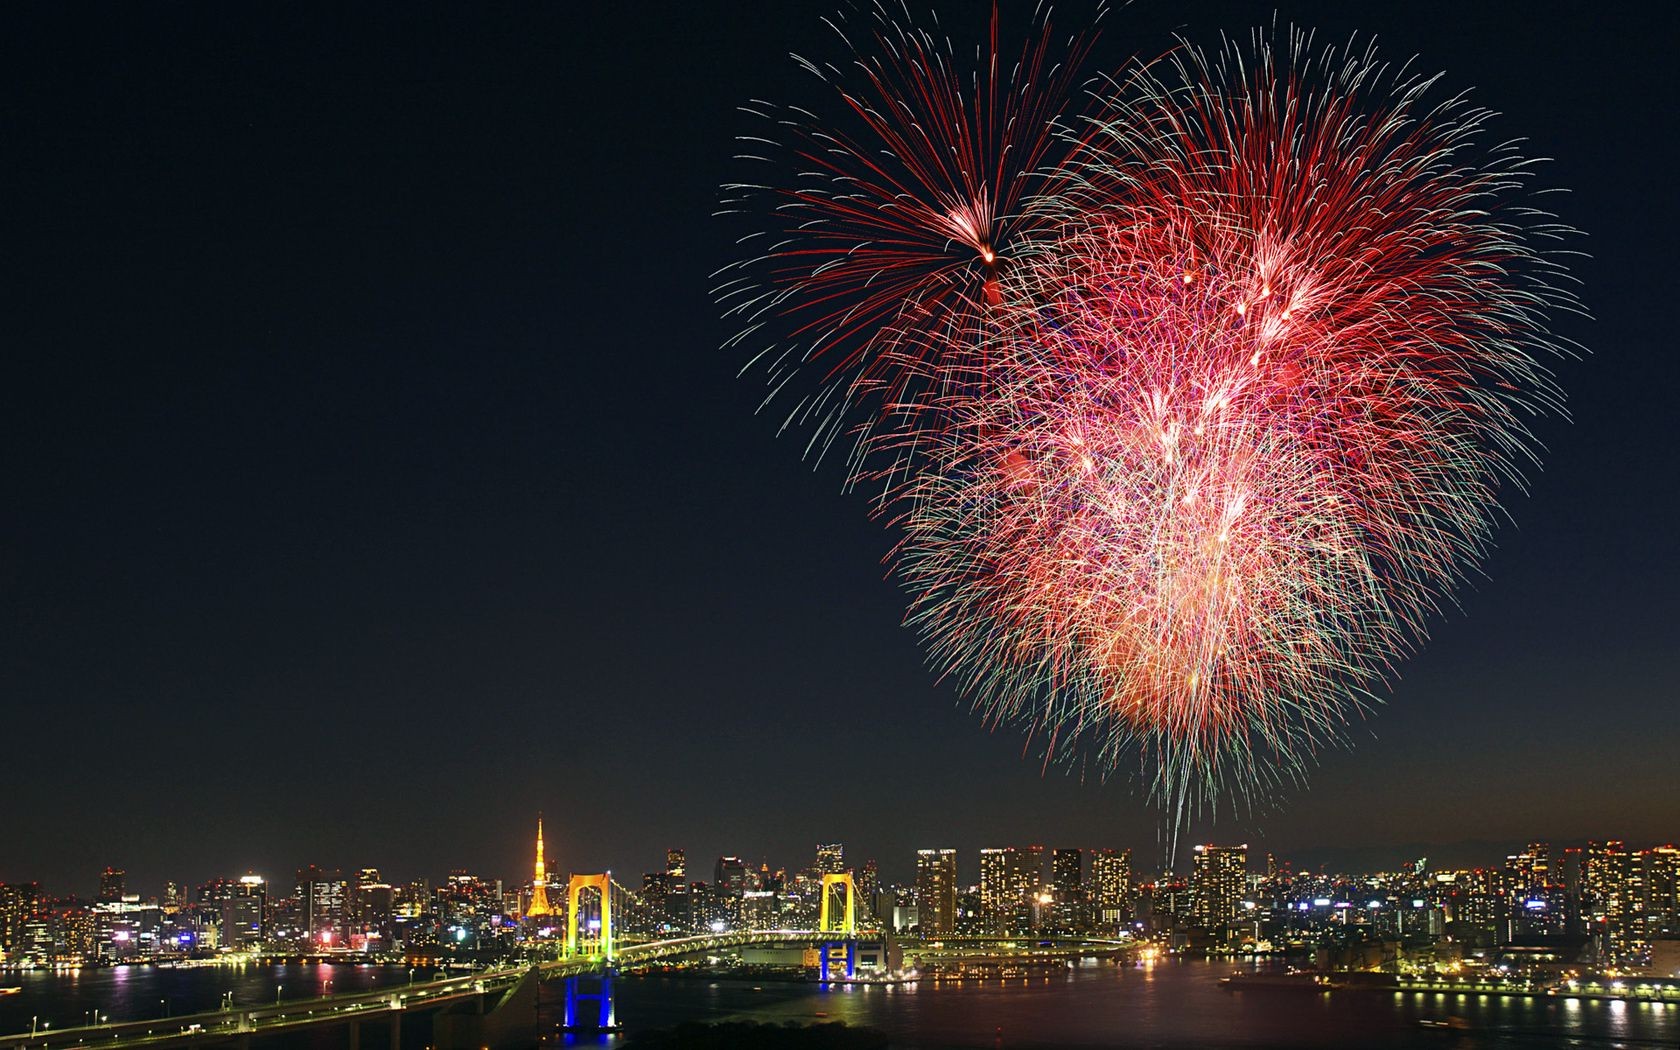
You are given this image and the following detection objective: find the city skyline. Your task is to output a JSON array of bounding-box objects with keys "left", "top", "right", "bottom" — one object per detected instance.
[
  {"left": 3, "top": 0, "right": 1676, "bottom": 894},
  {"left": 10, "top": 827, "right": 1680, "bottom": 908},
  {"left": 6, "top": 827, "right": 1676, "bottom": 975}
]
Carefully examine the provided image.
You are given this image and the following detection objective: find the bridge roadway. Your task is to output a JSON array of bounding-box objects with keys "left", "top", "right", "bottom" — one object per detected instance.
[
  {"left": 0, "top": 930, "right": 864, "bottom": 1049},
  {"left": 0, "top": 931, "right": 1133, "bottom": 1048}
]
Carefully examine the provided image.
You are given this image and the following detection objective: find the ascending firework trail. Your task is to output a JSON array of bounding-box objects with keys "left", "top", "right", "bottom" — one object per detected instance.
[{"left": 715, "top": 3, "right": 1582, "bottom": 864}]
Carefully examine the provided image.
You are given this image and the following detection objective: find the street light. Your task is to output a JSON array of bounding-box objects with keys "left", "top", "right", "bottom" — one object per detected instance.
[{"left": 276, "top": 984, "right": 284, "bottom": 1006}]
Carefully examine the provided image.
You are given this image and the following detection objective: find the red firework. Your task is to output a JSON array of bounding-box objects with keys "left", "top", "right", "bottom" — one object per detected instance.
[
  {"left": 714, "top": 1, "right": 1098, "bottom": 474},
  {"left": 898, "top": 30, "right": 1578, "bottom": 818},
  {"left": 721, "top": 12, "right": 1581, "bottom": 831}
]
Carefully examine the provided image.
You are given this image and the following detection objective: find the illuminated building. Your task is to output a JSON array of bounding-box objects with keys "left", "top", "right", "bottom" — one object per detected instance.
[
  {"left": 297, "top": 865, "right": 347, "bottom": 947},
  {"left": 99, "top": 867, "right": 126, "bottom": 903},
  {"left": 666, "top": 849, "right": 685, "bottom": 880},
  {"left": 1051, "top": 848, "right": 1086, "bottom": 931},
  {"left": 232, "top": 875, "right": 267, "bottom": 945},
  {"left": 352, "top": 870, "right": 393, "bottom": 947},
  {"left": 1192, "top": 844, "right": 1248, "bottom": 938},
  {"left": 527, "top": 817, "right": 554, "bottom": 919},
  {"left": 857, "top": 859, "right": 878, "bottom": 919},
  {"left": 59, "top": 906, "right": 97, "bottom": 963},
  {"left": 1090, "top": 849, "right": 1133, "bottom": 929},
  {"left": 1646, "top": 845, "right": 1679, "bottom": 938},
  {"left": 714, "top": 857, "right": 747, "bottom": 928},
  {"left": 714, "top": 856, "right": 747, "bottom": 895},
  {"left": 916, "top": 848, "right": 957, "bottom": 935},
  {"left": 1585, "top": 841, "right": 1639, "bottom": 963},
  {"left": 1507, "top": 843, "right": 1549, "bottom": 897},
  {"left": 196, "top": 876, "right": 266, "bottom": 947},
  {"left": 979, "top": 846, "right": 1042, "bottom": 933},
  {"left": 0, "top": 882, "right": 41, "bottom": 956},
  {"left": 817, "top": 843, "right": 844, "bottom": 876}
]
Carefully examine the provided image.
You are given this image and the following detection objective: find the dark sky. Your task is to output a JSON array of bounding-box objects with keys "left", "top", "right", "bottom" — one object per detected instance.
[{"left": 2, "top": 0, "right": 1675, "bottom": 898}]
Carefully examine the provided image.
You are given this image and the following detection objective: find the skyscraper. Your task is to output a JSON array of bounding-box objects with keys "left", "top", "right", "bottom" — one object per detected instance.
[
  {"left": 226, "top": 874, "right": 268, "bottom": 947},
  {"left": 714, "top": 856, "right": 747, "bottom": 894},
  {"left": 98, "top": 867, "right": 126, "bottom": 903},
  {"left": 858, "top": 859, "right": 879, "bottom": 919},
  {"left": 916, "top": 849, "right": 957, "bottom": 936},
  {"left": 816, "top": 843, "right": 845, "bottom": 875},
  {"left": 1090, "top": 849, "right": 1133, "bottom": 929},
  {"left": 1646, "top": 845, "right": 1680, "bottom": 938},
  {"left": 1191, "top": 844, "right": 1247, "bottom": 937},
  {"left": 296, "top": 865, "right": 347, "bottom": 947},
  {"left": 666, "top": 849, "right": 686, "bottom": 881},
  {"left": 1585, "top": 840, "right": 1636, "bottom": 962},
  {"left": 979, "top": 846, "right": 1042, "bottom": 933},
  {"left": 1049, "top": 848, "right": 1087, "bottom": 932}
]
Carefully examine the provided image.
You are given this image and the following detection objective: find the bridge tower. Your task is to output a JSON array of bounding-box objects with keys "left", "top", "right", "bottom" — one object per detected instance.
[
  {"left": 565, "top": 873, "right": 613, "bottom": 958},
  {"left": 819, "top": 872, "right": 857, "bottom": 935},
  {"left": 562, "top": 873, "right": 619, "bottom": 1033},
  {"left": 818, "top": 872, "right": 857, "bottom": 981}
]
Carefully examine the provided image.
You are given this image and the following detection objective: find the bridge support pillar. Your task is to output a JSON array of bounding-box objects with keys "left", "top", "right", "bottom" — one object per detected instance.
[
  {"left": 433, "top": 966, "right": 541, "bottom": 1050},
  {"left": 347, "top": 1019, "right": 360, "bottom": 1050},
  {"left": 388, "top": 1008, "right": 401, "bottom": 1050},
  {"left": 819, "top": 940, "right": 856, "bottom": 982},
  {"left": 562, "top": 972, "right": 617, "bottom": 1031}
]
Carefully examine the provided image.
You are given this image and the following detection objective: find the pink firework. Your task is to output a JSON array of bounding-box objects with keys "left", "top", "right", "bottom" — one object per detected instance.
[
  {"left": 721, "top": 12, "right": 1581, "bottom": 837},
  {"left": 895, "top": 30, "right": 1579, "bottom": 824}
]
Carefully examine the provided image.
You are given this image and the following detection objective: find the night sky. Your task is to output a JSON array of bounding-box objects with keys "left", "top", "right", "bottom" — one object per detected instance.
[{"left": 3, "top": 1, "right": 1675, "bottom": 897}]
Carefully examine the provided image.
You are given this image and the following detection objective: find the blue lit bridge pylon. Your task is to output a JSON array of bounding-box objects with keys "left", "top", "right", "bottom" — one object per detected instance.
[{"left": 560, "top": 872, "right": 634, "bottom": 1033}]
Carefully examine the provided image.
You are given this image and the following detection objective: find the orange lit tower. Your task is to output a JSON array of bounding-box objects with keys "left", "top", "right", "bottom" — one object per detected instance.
[{"left": 527, "top": 815, "right": 554, "bottom": 918}]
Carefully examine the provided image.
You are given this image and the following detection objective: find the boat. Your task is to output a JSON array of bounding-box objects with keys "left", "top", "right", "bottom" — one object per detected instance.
[
  {"left": 0, "top": 987, "right": 21, "bottom": 996},
  {"left": 1219, "top": 970, "right": 1339, "bottom": 992}
]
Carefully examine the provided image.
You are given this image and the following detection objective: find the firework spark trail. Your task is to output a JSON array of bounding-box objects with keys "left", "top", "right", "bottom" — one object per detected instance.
[
  {"left": 713, "top": 1, "right": 1102, "bottom": 487},
  {"left": 720, "top": 9, "right": 1581, "bottom": 855}
]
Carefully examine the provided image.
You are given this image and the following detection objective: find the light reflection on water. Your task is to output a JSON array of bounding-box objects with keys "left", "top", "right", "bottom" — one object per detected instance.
[
  {"left": 597, "top": 959, "right": 1680, "bottom": 1049},
  {"left": 4, "top": 958, "right": 1677, "bottom": 1049}
]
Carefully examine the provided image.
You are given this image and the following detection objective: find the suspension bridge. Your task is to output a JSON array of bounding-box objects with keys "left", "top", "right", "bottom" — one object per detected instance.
[{"left": 0, "top": 871, "right": 880, "bottom": 1049}]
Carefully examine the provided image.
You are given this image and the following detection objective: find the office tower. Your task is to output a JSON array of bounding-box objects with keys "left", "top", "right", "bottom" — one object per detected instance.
[
  {"left": 817, "top": 843, "right": 845, "bottom": 875},
  {"left": 1584, "top": 841, "right": 1643, "bottom": 963},
  {"left": 0, "top": 883, "right": 41, "bottom": 953},
  {"left": 1192, "top": 844, "right": 1248, "bottom": 935},
  {"left": 714, "top": 856, "right": 747, "bottom": 895},
  {"left": 916, "top": 849, "right": 958, "bottom": 935},
  {"left": 297, "top": 865, "right": 347, "bottom": 947},
  {"left": 666, "top": 849, "right": 686, "bottom": 880},
  {"left": 352, "top": 871, "right": 393, "bottom": 946},
  {"left": 858, "top": 859, "right": 879, "bottom": 918},
  {"left": 979, "top": 846, "right": 1043, "bottom": 933},
  {"left": 99, "top": 867, "right": 127, "bottom": 903},
  {"left": 1051, "top": 848, "right": 1086, "bottom": 931},
  {"left": 228, "top": 874, "right": 267, "bottom": 946},
  {"left": 1646, "top": 846, "right": 1679, "bottom": 937}
]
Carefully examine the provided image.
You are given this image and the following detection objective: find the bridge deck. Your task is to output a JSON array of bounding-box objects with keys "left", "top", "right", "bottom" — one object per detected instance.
[{"left": 0, "top": 931, "right": 1131, "bottom": 1047}]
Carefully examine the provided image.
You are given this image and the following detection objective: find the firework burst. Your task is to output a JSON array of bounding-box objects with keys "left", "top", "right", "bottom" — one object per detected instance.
[
  {"left": 721, "top": 11, "right": 1581, "bottom": 843},
  {"left": 714, "top": 1, "right": 1100, "bottom": 483}
]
